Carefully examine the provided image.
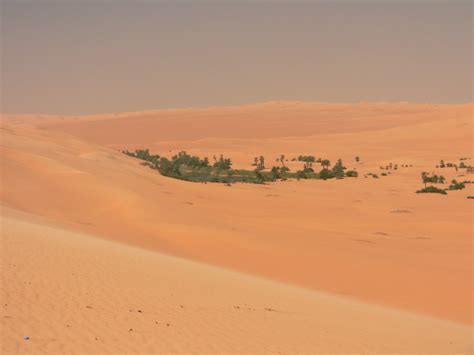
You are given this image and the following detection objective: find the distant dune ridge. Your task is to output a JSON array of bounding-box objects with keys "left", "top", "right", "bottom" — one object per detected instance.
[{"left": 1, "top": 102, "right": 473, "bottom": 353}]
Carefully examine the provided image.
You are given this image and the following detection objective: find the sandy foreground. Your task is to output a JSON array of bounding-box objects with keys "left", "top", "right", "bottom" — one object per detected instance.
[
  {"left": 1, "top": 207, "right": 472, "bottom": 354},
  {"left": 1, "top": 102, "right": 473, "bottom": 353}
]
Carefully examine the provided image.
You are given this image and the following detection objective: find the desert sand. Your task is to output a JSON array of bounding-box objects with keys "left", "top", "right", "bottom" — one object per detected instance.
[{"left": 1, "top": 102, "right": 473, "bottom": 353}]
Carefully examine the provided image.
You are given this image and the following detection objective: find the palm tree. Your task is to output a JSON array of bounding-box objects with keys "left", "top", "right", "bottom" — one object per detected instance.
[
  {"left": 321, "top": 159, "right": 331, "bottom": 169},
  {"left": 421, "top": 172, "right": 429, "bottom": 188},
  {"left": 280, "top": 154, "right": 286, "bottom": 168}
]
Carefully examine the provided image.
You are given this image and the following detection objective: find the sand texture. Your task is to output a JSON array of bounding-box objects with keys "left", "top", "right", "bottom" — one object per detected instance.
[{"left": 1, "top": 102, "right": 473, "bottom": 353}]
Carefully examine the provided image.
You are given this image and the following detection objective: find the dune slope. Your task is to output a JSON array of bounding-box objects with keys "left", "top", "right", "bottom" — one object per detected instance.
[
  {"left": 1, "top": 208, "right": 472, "bottom": 354},
  {"left": 1, "top": 102, "right": 473, "bottom": 330}
]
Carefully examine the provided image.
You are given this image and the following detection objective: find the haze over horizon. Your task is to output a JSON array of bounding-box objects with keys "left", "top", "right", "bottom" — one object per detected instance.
[{"left": 1, "top": 0, "right": 472, "bottom": 115}]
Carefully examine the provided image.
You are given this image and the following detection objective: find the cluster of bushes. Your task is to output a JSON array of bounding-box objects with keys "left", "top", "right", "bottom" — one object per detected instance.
[
  {"left": 297, "top": 155, "right": 316, "bottom": 172},
  {"left": 380, "top": 163, "right": 399, "bottom": 170},
  {"left": 436, "top": 158, "right": 474, "bottom": 171},
  {"left": 213, "top": 154, "right": 232, "bottom": 170},
  {"left": 123, "top": 149, "right": 359, "bottom": 184},
  {"left": 421, "top": 172, "right": 446, "bottom": 187},
  {"left": 416, "top": 173, "right": 468, "bottom": 195},
  {"left": 416, "top": 186, "right": 447, "bottom": 195},
  {"left": 295, "top": 159, "right": 357, "bottom": 180},
  {"left": 458, "top": 161, "right": 473, "bottom": 169},
  {"left": 123, "top": 149, "right": 232, "bottom": 180},
  {"left": 448, "top": 180, "right": 465, "bottom": 191}
]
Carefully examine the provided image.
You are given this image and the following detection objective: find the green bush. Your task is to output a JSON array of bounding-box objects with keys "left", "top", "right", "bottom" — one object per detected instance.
[
  {"left": 331, "top": 159, "right": 346, "bottom": 179},
  {"left": 421, "top": 172, "right": 445, "bottom": 186},
  {"left": 296, "top": 170, "right": 308, "bottom": 180},
  {"left": 297, "top": 155, "right": 316, "bottom": 163},
  {"left": 270, "top": 166, "right": 281, "bottom": 179},
  {"left": 416, "top": 186, "right": 447, "bottom": 195},
  {"left": 448, "top": 180, "right": 465, "bottom": 190},
  {"left": 319, "top": 168, "right": 334, "bottom": 180},
  {"left": 320, "top": 159, "right": 331, "bottom": 169},
  {"left": 213, "top": 154, "right": 232, "bottom": 170}
]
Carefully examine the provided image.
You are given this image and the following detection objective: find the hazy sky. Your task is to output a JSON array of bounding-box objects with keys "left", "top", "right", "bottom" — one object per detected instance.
[{"left": 1, "top": 0, "right": 472, "bottom": 114}]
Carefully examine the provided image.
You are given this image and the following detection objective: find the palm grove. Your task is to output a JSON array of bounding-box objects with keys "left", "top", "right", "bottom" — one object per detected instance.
[{"left": 122, "top": 150, "right": 359, "bottom": 184}]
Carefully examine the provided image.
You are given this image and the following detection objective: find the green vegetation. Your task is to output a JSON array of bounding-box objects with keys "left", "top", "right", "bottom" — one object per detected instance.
[
  {"left": 448, "top": 180, "right": 465, "bottom": 191},
  {"left": 298, "top": 155, "right": 316, "bottom": 172},
  {"left": 123, "top": 149, "right": 359, "bottom": 184},
  {"left": 331, "top": 159, "right": 346, "bottom": 179},
  {"left": 421, "top": 172, "right": 446, "bottom": 187},
  {"left": 416, "top": 172, "right": 449, "bottom": 195},
  {"left": 318, "top": 168, "right": 334, "bottom": 180},
  {"left": 213, "top": 154, "right": 232, "bottom": 170},
  {"left": 252, "top": 156, "right": 266, "bottom": 171},
  {"left": 438, "top": 160, "right": 460, "bottom": 169},
  {"left": 320, "top": 159, "right": 331, "bottom": 169},
  {"left": 345, "top": 170, "right": 358, "bottom": 177},
  {"left": 416, "top": 186, "right": 447, "bottom": 195}
]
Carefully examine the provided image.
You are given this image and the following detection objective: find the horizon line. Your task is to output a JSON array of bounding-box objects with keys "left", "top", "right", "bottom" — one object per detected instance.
[{"left": 2, "top": 99, "right": 473, "bottom": 118}]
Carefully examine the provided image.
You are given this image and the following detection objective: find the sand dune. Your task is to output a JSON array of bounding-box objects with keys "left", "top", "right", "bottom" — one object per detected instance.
[
  {"left": 1, "top": 102, "right": 473, "bottom": 352},
  {"left": 1, "top": 208, "right": 472, "bottom": 354}
]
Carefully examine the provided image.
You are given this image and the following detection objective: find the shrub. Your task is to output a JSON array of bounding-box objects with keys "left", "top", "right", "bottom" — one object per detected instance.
[
  {"left": 331, "top": 159, "right": 346, "bottom": 179},
  {"left": 172, "top": 151, "right": 209, "bottom": 169},
  {"left": 270, "top": 166, "right": 282, "bottom": 179},
  {"left": 296, "top": 170, "right": 308, "bottom": 180},
  {"left": 213, "top": 154, "right": 232, "bottom": 170},
  {"left": 298, "top": 155, "right": 316, "bottom": 163},
  {"left": 298, "top": 155, "right": 316, "bottom": 171},
  {"left": 416, "top": 186, "right": 447, "bottom": 195},
  {"left": 345, "top": 170, "right": 358, "bottom": 177},
  {"left": 421, "top": 172, "right": 446, "bottom": 186},
  {"left": 319, "top": 168, "right": 334, "bottom": 180},
  {"left": 448, "top": 180, "right": 465, "bottom": 191},
  {"left": 254, "top": 170, "right": 265, "bottom": 183}
]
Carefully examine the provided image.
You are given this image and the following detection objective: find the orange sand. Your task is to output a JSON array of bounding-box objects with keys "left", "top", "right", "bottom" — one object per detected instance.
[{"left": 1, "top": 102, "right": 473, "bottom": 352}]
